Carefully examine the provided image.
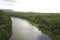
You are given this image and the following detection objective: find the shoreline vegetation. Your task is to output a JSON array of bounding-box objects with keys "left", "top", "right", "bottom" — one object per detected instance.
[
  {"left": 0, "top": 10, "right": 60, "bottom": 40},
  {"left": 0, "top": 11, "right": 12, "bottom": 40}
]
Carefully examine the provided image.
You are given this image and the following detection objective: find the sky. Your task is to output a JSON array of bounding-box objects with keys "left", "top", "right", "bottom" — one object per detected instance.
[{"left": 0, "top": 0, "right": 59, "bottom": 13}]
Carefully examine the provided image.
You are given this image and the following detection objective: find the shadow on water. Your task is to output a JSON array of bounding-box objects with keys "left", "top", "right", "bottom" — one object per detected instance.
[{"left": 9, "top": 17, "right": 51, "bottom": 40}]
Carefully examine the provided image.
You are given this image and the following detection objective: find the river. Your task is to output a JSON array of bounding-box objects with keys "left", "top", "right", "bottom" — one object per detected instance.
[{"left": 9, "top": 17, "right": 51, "bottom": 40}]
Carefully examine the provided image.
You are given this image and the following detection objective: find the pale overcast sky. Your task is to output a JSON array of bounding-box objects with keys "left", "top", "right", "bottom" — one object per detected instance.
[{"left": 0, "top": 0, "right": 59, "bottom": 13}]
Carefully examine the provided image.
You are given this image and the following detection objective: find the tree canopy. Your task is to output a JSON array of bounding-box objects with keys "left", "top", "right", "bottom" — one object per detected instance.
[{"left": 0, "top": 11, "right": 12, "bottom": 40}]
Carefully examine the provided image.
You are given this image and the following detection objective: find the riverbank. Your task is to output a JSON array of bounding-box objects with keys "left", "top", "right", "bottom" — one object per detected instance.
[
  {"left": 27, "top": 20, "right": 60, "bottom": 40},
  {"left": 7, "top": 12, "right": 60, "bottom": 40},
  {"left": 10, "top": 17, "right": 51, "bottom": 40},
  {"left": 14, "top": 17, "right": 59, "bottom": 40}
]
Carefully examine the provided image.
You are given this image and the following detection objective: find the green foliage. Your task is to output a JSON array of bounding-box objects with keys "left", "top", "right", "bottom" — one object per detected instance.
[{"left": 0, "top": 11, "right": 12, "bottom": 40}]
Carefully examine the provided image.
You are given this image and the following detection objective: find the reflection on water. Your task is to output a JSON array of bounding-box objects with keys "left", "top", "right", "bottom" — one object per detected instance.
[
  {"left": 38, "top": 33, "right": 51, "bottom": 40},
  {"left": 9, "top": 17, "right": 51, "bottom": 40}
]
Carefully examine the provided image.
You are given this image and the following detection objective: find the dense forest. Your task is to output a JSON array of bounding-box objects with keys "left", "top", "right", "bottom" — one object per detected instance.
[
  {"left": 0, "top": 10, "right": 60, "bottom": 40},
  {"left": 0, "top": 11, "right": 12, "bottom": 40},
  {"left": 8, "top": 12, "right": 60, "bottom": 40}
]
